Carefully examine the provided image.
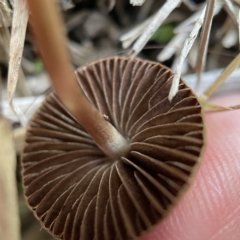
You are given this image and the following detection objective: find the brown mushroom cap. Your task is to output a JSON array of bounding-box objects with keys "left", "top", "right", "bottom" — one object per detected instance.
[{"left": 22, "top": 56, "right": 206, "bottom": 240}]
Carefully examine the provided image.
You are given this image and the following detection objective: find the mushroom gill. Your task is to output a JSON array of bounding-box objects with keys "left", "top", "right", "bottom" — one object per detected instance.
[{"left": 22, "top": 56, "right": 205, "bottom": 240}]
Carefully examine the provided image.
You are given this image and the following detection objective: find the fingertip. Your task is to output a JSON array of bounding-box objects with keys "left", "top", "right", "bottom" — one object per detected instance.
[{"left": 142, "top": 94, "right": 240, "bottom": 240}]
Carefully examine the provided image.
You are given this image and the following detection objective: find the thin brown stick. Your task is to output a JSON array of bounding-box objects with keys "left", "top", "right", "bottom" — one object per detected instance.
[
  {"left": 196, "top": 0, "right": 216, "bottom": 89},
  {"left": 27, "top": 0, "right": 129, "bottom": 158}
]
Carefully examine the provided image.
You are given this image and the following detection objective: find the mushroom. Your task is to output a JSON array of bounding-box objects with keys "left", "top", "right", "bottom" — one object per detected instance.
[
  {"left": 22, "top": 1, "right": 206, "bottom": 240},
  {"left": 22, "top": 56, "right": 205, "bottom": 240}
]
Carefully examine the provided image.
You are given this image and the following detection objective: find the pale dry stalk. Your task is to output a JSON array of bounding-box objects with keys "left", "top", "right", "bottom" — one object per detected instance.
[
  {"left": 200, "top": 53, "right": 240, "bottom": 104},
  {"left": 7, "top": 0, "right": 29, "bottom": 125},
  {"left": 131, "top": 0, "right": 182, "bottom": 57},
  {"left": 13, "top": 127, "right": 26, "bottom": 154},
  {"left": 0, "top": 0, "right": 30, "bottom": 104},
  {"left": 0, "top": 117, "right": 20, "bottom": 240},
  {"left": 223, "top": 0, "right": 239, "bottom": 25},
  {"left": 196, "top": 0, "right": 216, "bottom": 88},
  {"left": 168, "top": 6, "right": 207, "bottom": 101},
  {"left": 130, "top": 0, "right": 146, "bottom": 6}
]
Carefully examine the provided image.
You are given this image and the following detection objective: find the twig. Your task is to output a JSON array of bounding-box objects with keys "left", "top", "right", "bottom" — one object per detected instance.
[{"left": 27, "top": 0, "right": 129, "bottom": 158}]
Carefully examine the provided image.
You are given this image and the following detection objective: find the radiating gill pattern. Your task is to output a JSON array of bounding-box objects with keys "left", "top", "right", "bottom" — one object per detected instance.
[{"left": 22, "top": 57, "right": 205, "bottom": 240}]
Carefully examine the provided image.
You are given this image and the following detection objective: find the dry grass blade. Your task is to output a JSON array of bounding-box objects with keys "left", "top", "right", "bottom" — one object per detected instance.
[
  {"left": 195, "top": 0, "right": 216, "bottom": 89},
  {"left": 98, "top": 0, "right": 115, "bottom": 10},
  {"left": 234, "top": 0, "right": 240, "bottom": 6},
  {"left": 168, "top": 5, "right": 207, "bottom": 101},
  {"left": 174, "top": 8, "right": 204, "bottom": 34},
  {"left": 239, "top": 8, "right": 240, "bottom": 47},
  {"left": 120, "top": 14, "right": 154, "bottom": 49},
  {"left": 0, "top": 117, "right": 20, "bottom": 240},
  {"left": 0, "top": 1, "right": 12, "bottom": 27},
  {"left": 0, "top": 1, "right": 31, "bottom": 98},
  {"left": 8, "top": 0, "right": 28, "bottom": 116},
  {"left": 0, "top": 72, "right": 2, "bottom": 114},
  {"left": 223, "top": 0, "right": 239, "bottom": 25},
  {"left": 131, "top": 0, "right": 182, "bottom": 57},
  {"left": 108, "top": 0, "right": 116, "bottom": 11},
  {"left": 13, "top": 127, "right": 26, "bottom": 154},
  {"left": 130, "top": 0, "right": 146, "bottom": 6},
  {"left": 59, "top": 0, "right": 74, "bottom": 10},
  {"left": 157, "top": 7, "right": 207, "bottom": 63},
  {"left": 157, "top": 33, "right": 188, "bottom": 62},
  {"left": 217, "top": 16, "right": 237, "bottom": 48},
  {"left": 203, "top": 103, "right": 240, "bottom": 112},
  {"left": 200, "top": 53, "right": 240, "bottom": 103},
  {"left": 202, "top": 103, "right": 232, "bottom": 111},
  {"left": 230, "top": 104, "right": 240, "bottom": 110},
  {"left": 183, "top": 0, "right": 205, "bottom": 11}
]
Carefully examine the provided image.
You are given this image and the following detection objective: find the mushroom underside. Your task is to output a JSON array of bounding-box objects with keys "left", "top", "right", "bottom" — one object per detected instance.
[{"left": 22, "top": 56, "right": 205, "bottom": 240}]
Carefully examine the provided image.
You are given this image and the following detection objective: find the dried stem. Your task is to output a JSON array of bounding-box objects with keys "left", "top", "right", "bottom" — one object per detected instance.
[
  {"left": 239, "top": 8, "right": 240, "bottom": 47},
  {"left": 223, "top": 0, "right": 239, "bottom": 26},
  {"left": 130, "top": 0, "right": 146, "bottom": 6},
  {"left": 13, "top": 127, "right": 26, "bottom": 154},
  {"left": 0, "top": 117, "right": 20, "bottom": 240},
  {"left": 5, "top": 0, "right": 29, "bottom": 126},
  {"left": 196, "top": 0, "right": 216, "bottom": 89},
  {"left": 0, "top": 70, "right": 2, "bottom": 115},
  {"left": 7, "top": 1, "right": 28, "bottom": 98},
  {"left": 27, "top": 0, "right": 129, "bottom": 158},
  {"left": 168, "top": 6, "right": 207, "bottom": 101},
  {"left": 131, "top": 0, "right": 181, "bottom": 57},
  {"left": 120, "top": 14, "right": 154, "bottom": 49},
  {"left": 200, "top": 53, "right": 240, "bottom": 103}
]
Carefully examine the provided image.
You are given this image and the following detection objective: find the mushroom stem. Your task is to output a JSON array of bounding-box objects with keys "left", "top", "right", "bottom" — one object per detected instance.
[{"left": 27, "top": 0, "right": 129, "bottom": 159}]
